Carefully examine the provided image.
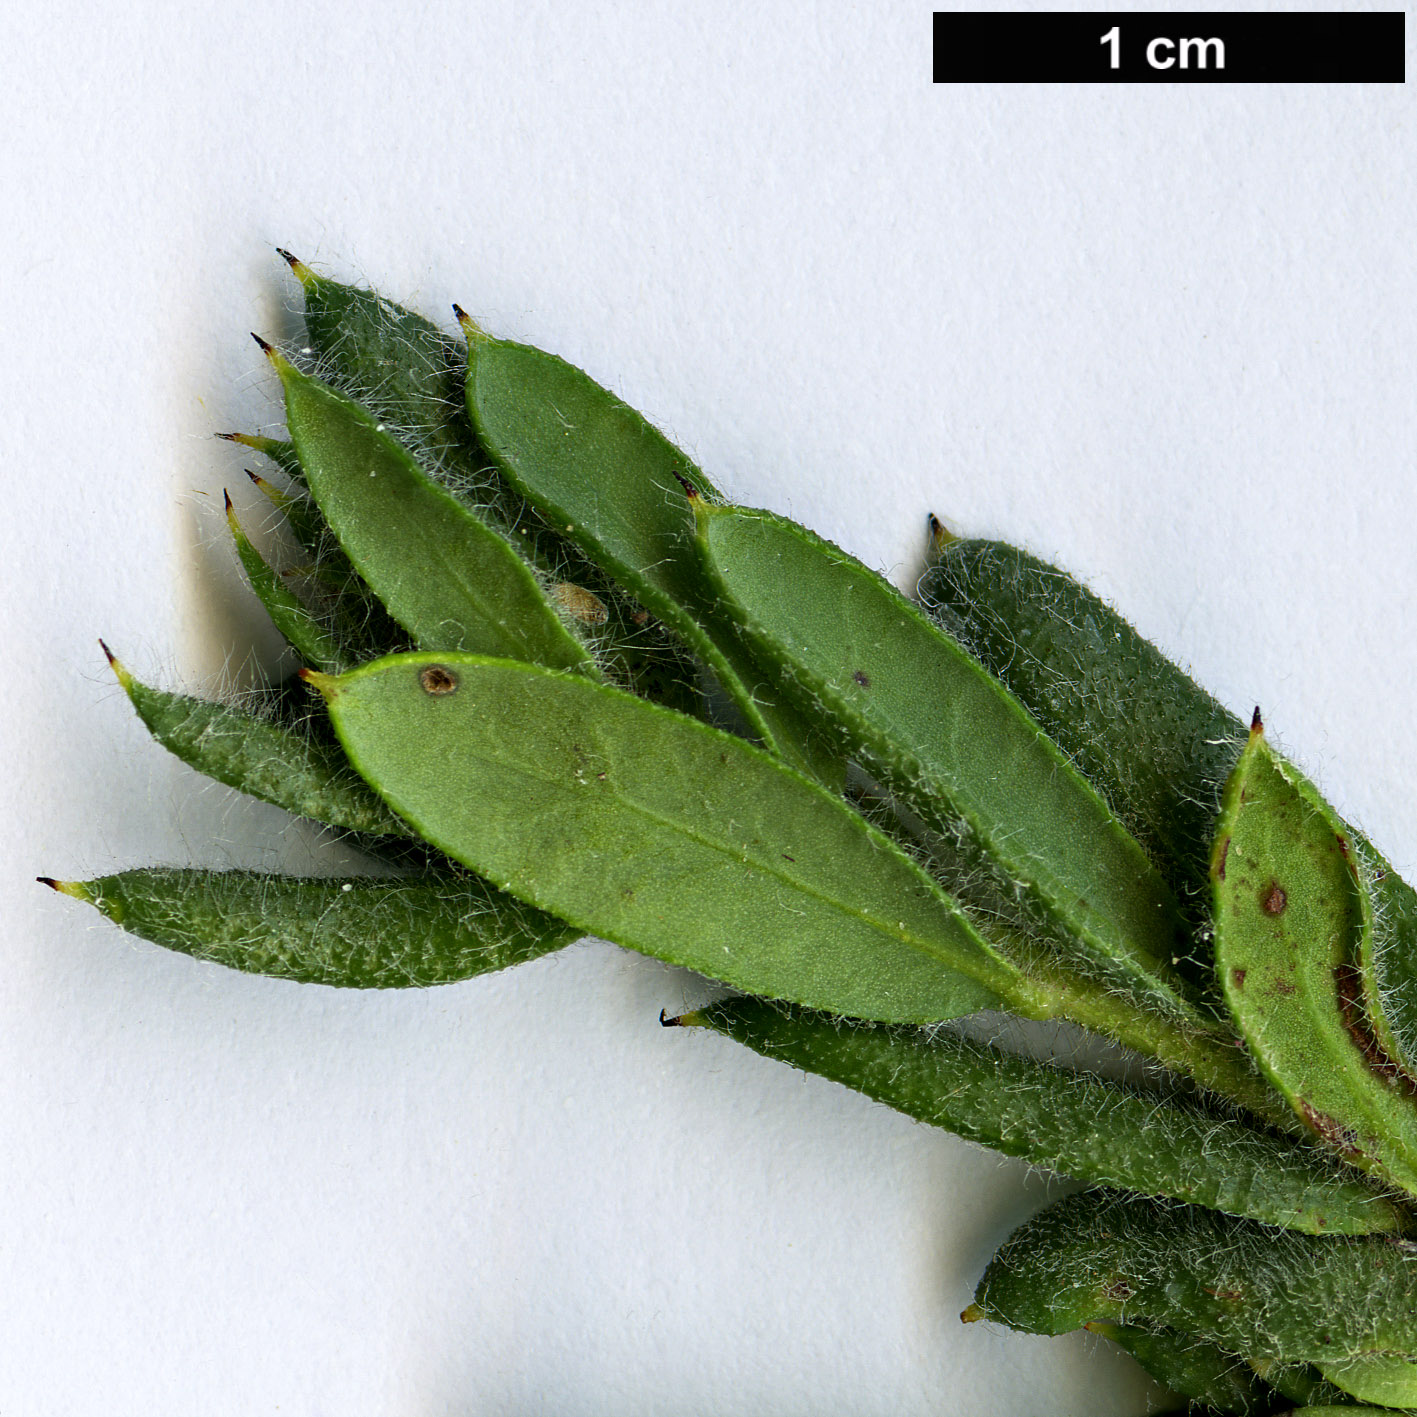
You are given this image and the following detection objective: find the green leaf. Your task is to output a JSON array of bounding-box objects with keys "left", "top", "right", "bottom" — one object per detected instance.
[
  {"left": 696, "top": 503, "right": 1199, "bottom": 1025},
  {"left": 918, "top": 537, "right": 1243, "bottom": 936},
  {"left": 105, "top": 646, "right": 406, "bottom": 837},
  {"left": 694, "top": 997, "right": 1404, "bottom": 1234},
  {"left": 314, "top": 652, "right": 1025, "bottom": 1024},
  {"left": 462, "top": 329, "right": 832, "bottom": 779},
  {"left": 51, "top": 868, "right": 575, "bottom": 987},
  {"left": 1318, "top": 1353, "right": 1417, "bottom": 1407},
  {"left": 974, "top": 1190, "right": 1417, "bottom": 1367},
  {"left": 226, "top": 494, "right": 351, "bottom": 673},
  {"left": 270, "top": 349, "right": 596, "bottom": 673},
  {"left": 920, "top": 536, "right": 1417, "bottom": 1078},
  {"left": 1082, "top": 1324, "right": 1278, "bottom": 1415},
  {"left": 1212, "top": 722, "right": 1417, "bottom": 1197}
]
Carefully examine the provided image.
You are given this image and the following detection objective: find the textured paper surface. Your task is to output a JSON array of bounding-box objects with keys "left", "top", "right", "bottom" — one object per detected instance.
[{"left": 2, "top": 2, "right": 1414, "bottom": 1413}]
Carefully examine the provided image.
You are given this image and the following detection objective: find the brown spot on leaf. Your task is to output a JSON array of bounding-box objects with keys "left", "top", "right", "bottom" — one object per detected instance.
[
  {"left": 1262, "top": 882, "right": 1288, "bottom": 916},
  {"left": 1230, "top": 968, "right": 1247, "bottom": 990},
  {"left": 419, "top": 664, "right": 459, "bottom": 696},
  {"left": 852, "top": 670, "right": 871, "bottom": 688},
  {"left": 1101, "top": 1276, "right": 1133, "bottom": 1303},
  {"left": 1215, "top": 836, "right": 1230, "bottom": 881},
  {"left": 1272, "top": 979, "right": 1296, "bottom": 996},
  {"left": 1202, "top": 1287, "right": 1243, "bottom": 1303}
]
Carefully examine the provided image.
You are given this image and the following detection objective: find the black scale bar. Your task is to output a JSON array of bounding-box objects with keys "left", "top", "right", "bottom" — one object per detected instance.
[{"left": 933, "top": 12, "right": 1405, "bottom": 82}]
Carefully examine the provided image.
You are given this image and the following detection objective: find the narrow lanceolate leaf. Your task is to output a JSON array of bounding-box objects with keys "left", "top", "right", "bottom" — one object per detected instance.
[
  {"left": 266, "top": 346, "right": 596, "bottom": 673},
  {"left": 1081, "top": 1325, "right": 1277, "bottom": 1416},
  {"left": 313, "top": 652, "right": 1030, "bottom": 1025},
  {"left": 47, "top": 869, "right": 576, "bottom": 987},
  {"left": 695, "top": 998, "right": 1403, "bottom": 1234},
  {"left": 918, "top": 537, "right": 1246, "bottom": 927},
  {"left": 1212, "top": 721, "right": 1417, "bottom": 1198},
  {"left": 695, "top": 503, "right": 1197, "bottom": 1024},
  {"left": 461, "top": 327, "right": 830, "bottom": 778},
  {"left": 105, "top": 646, "right": 405, "bottom": 837},
  {"left": 973, "top": 1190, "right": 1417, "bottom": 1369},
  {"left": 245, "top": 468, "right": 329, "bottom": 556},
  {"left": 226, "top": 494, "right": 350, "bottom": 673}
]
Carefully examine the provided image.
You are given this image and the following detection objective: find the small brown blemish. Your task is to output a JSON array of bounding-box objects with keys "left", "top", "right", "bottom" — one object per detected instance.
[
  {"left": 1101, "top": 1277, "right": 1133, "bottom": 1303},
  {"left": 419, "top": 664, "right": 459, "bottom": 696},
  {"left": 1272, "top": 979, "right": 1296, "bottom": 996},
  {"left": 1300, "top": 1100, "right": 1363, "bottom": 1158},
  {"left": 1261, "top": 882, "right": 1288, "bottom": 916},
  {"left": 1215, "top": 836, "right": 1230, "bottom": 881},
  {"left": 1230, "top": 968, "right": 1247, "bottom": 990},
  {"left": 1202, "top": 1287, "right": 1243, "bottom": 1303},
  {"left": 852, "top": 670, "right": 871, "bottom": 688},
  {"left": 782, "top": 853, "right": 796, "bottom": 862}
]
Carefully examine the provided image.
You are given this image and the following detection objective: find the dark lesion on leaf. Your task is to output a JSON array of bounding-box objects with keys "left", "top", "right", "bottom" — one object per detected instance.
[
  {"left": 1261, "top": 881, "right": 1288, "bottom": 916},
  {"left": 852, "top": 670, "right": 871, "bottom": 688},
  {"left": 1334, "top": 962, "right": 1417, "bottom": 1096},
  {"left": 419, "top": 664, "right": 459, "bottom": 695}
]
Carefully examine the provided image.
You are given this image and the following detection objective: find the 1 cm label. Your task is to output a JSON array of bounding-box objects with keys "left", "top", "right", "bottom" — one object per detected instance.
[{"left": 1100, "top": 25, "right": 1226, "bottom": 71}]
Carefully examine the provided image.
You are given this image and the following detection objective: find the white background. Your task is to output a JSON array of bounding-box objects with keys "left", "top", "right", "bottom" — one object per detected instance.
[{"left": 4, "top": 3, "right": 1415, "bottom": 1413}]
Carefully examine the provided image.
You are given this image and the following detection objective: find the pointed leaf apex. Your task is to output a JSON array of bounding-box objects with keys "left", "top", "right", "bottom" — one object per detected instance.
[
  {"left": 687, "top": 487, "right": 722, "bottom": 540},
  {"left": 453, "top": 304, "right": 488, "bottom": 342},
  {"left": 1250, "top": 705, "right": 1265, "bottom": 740},
  {"left": 960, "top": 1304, "right": 984, "bottom": 1325},
  {"left": 299, "top": 667, "right": 340, "bottom": 700},
  {"left": 659, "top": 1008, "right": 707, "bottom": 1028},
  {"left": 98, "top": 638, "right": 133, "bottom": 691},
  {"left": 928, "top": 513, "right": 958, "bottom": 551},
  {"left": 251, "top": 334, "right": 292, "bottom": 374},
  {"left": 275, "top": 248, "right": 316, "bottom": 286},
  {"left": 217, "top": 432, "right": 271, "bottom": 454},
  {"left": 37, "top": 876, "right": 89, "bottom": 900},
  {"left": 224, "top": 494, "right": 250, "bottom": 546}
]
